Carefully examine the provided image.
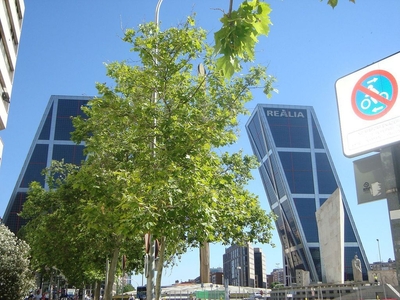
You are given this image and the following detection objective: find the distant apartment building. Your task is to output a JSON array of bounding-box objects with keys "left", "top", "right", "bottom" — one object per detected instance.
[
  {"left": 369, "top": 259, "right": 398, "bottom": 287},
  {"left": 193, "top": 267, "right": 224, "bottom": 284},
  {"left": 370, "top": 259, "right": 396, "bottom": 271},
  {"left": 223, "top": 244, "right": 261, "bottom": 287},
  {"left": 254, "top": 248, "right": 267, "bottom": 288},
  {"left": 0, "top": 0, "right": 25, "bottom": 165},
  {"left": 271, "top": 268, "right": 284, "bottom": 284},
  {"left": 3, "top": 95, "right": 91, "bottom": 233},
  {"left": 210, "top": 271, "right": 223, "bottom": 285},
  {"left": 205, "top": 267, "right": 224, "bottom": 285}
]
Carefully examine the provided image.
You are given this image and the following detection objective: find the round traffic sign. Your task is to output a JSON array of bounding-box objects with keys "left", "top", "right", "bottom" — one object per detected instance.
[{"left": 351, "top": 70, "right": 398, "bottom": 120}]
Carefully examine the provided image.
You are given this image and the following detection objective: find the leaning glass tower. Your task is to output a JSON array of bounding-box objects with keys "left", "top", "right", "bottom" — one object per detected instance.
[
  {"left": 246, "top": 104, "right": 369, "bottom": 284},
  {"left": 3, "top": 95, "right": 91, "bottom": 234}
]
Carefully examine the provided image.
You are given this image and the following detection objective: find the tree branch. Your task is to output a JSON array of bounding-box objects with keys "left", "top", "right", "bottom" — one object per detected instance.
[{"left": 228, "top": 0, "right": 234, "bottom": 16}]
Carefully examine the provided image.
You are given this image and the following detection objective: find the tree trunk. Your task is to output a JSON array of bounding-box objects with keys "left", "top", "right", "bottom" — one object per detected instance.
[
  {"left": 155, "top": 236, "right": 166, "bottom": 300},
  {"left": 94, "top": 280, "right": 101, "bottom": 300},
  {"left": 81, "top": 286, "right": 85, "bottom": 300},
  {"left": 200, "top": 242, "right": 210, "bottom": 283},
  {"left": 104, "top": 247, "right": 120, "bottom": 300}
]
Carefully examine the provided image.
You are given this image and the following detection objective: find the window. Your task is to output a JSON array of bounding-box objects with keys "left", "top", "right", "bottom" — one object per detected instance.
[
  {"left": 20, "top": 144, "right": 48, "bottom": 187},
  {"left": 312, "top": 118, "right": 324, "bottom": 149},
  {"left": 54, "top": 99, "right": 88, "bottom": 140},
  {"left": 279, "top": 152, "right": 314, "bottom": 193},
  {"left": 52, "top": 144, "right": 86, "bottom": 164},
  {"left": 265, "top": 108, "right": 310, "bottom": 148},
  {"left": 248, "top": 112, "right": 268, "bottom": 158},
  {"left": 344, "top": 210, "right": 357, "bottom": 242},
  {"left": 294, "top": 198, "right": 318, "bottom": 242},
  {"left": 38, "top": 104, "right": 53, "bottom": 140},
  {"left": 315, "top": 153, "right": 337, "bottom": 194}
]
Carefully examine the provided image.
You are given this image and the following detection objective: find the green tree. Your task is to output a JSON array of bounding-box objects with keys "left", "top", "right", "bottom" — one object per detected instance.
[
  {"left": 269, "top": 282, "right": 284, "bottom": 289},
  {"left": 0, "top": 223, "right": 35, "bottom": 300},
  {"left": 20, "top": 163, "right": 103, "bottom": 287},
  {"left": 21, "top": 12, "right": 282, "bottom": 300},
  {"left": 123, "top": 283, "right": 135, "bottom": 293},
  {"left": 69, "top": 16, "right": 275, "bottom": 299},
  {"left": 20, "top": 161, "right": 144, "bottom": 300}
]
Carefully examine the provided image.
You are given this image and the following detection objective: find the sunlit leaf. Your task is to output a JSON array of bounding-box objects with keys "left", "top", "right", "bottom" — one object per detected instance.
[{"left": 214, "top": 0, "right": 272, "bottom": 78}]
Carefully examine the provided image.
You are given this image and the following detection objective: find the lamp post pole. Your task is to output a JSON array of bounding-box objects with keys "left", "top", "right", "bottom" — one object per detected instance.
[
  {"left": 377, "top": 238, "right": 382, "bottom": 267},
  {"left": 146, "top": 3, "right": 164, "bottom": 300},
  {"left": 155, "top": 0, "right": 164, "bottom": 25},
  {"left": 376, "top": 238, "right": 387, "bottom": 300},
  {"left": 237, "top": 266, "right": 241, "bottom": 298}
]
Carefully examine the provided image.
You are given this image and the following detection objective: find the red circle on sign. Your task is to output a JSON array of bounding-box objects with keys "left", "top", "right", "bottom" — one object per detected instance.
[{"left": 351, "top": 70, "right": 398, "bottom": 120}]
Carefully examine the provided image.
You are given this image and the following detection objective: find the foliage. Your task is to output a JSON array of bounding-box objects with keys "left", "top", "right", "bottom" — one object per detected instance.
[
  {"left": 70, "top": 16, "right": 276, "bottom": 297},
  {"left": 214, "top": 0, "right": 356, "bottom": 77},
  {"left": 214, "top": 0, "right": 272, "bottom": 78},
  {"left": 20, "top": 161, "right": 144, "bottom": 288},
  {"left": 0, "top": 223, "right": 35, "bottom": 300},
  {"left": 20, "top": 163, "right": 100, "bottom": 286},
  {"left": 123, "top": 283, "right": 135, "bottom": 293},
  {"left": 21, "top": 14, "right": 276, "bottom": 300},
  {"left": 269, "top": 282, "right": 284, "bottom": 289}
]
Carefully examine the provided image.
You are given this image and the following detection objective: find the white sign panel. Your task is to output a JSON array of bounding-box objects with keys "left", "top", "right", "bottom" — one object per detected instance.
[{"left": 335, "top": 52, "right": 400, "bottom": 157}]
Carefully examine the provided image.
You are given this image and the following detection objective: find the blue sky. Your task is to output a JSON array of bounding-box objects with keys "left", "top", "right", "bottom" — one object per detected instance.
[{"left": 1, "top": 0, "right": 400, "bottom": 287}]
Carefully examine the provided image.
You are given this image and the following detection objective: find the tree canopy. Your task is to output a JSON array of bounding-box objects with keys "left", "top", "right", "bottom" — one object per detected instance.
[
  {"left": 75, "top": 17, "right": 276, "bottom": 298},
  {"left": 73, "top": 16, "right": 276, "bottom": 247},
  {"left": 21, "top": 15, "right": 276, "bottom": 300},
  {"left": 20, "top": 161, "right": 144, "bottom": 294}
]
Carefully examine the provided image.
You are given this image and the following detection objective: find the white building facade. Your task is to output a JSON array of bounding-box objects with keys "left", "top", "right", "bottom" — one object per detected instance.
[{"left": 0, "top": 0, "right": 25, "bottom": 164}]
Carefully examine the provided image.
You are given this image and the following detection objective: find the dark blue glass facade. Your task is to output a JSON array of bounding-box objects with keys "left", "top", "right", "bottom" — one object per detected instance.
[
  {"left": 246, "top": 104, "right": 369, "bottom": 283},
  {"left": 3, "top": 95, "right": 91, "bottom": 234}
]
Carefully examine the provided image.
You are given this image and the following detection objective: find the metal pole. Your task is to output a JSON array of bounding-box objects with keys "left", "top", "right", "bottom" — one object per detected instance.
[
  {"left": 146, "top": 2, "right": 164, "bottom": 300},
  {"left": 155, "top": 0, "right": 164, "bottom": 26},
  {"left": 237, "top": 266, "right": 241, "bottom": 299},
  {"left": 382, "top": 274, "right": 387, "bottom": 300},
  {"left": 380, "top": 145, "right": 400, "bottom": 284},
  {"left": 377, "top": 239, "right": 382, "bottom": 266}
]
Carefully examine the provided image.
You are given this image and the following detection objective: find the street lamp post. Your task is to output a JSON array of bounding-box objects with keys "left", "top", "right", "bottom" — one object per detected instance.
[
  {"left": 237, "top": 266, "right": 241, "bottom": 298},
  {"left": 377, "top": 239, "right": 382, "bottom": 268},
  {"left": 376, "top": 238, "right": 388, "bottom": 299},
  {"left": 155, "top": 0, "right": 164, "bottom": 27},
  {"left": 146, "top": 3, "right": 164, "bottom": 300}
]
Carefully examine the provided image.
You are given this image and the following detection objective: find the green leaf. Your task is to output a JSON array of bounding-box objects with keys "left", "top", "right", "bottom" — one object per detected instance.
[
  {"left": 252, "top": 1, "right": 272, "bottom": 36},
  {"left": 327, "top": 0, "right": 338, "bottom": 7},
  {"left": 214, "top": 0, "right": 272, "bottom": 78},
  {"left": 324, "top": 0, "right": 355, "bottom": 8}
]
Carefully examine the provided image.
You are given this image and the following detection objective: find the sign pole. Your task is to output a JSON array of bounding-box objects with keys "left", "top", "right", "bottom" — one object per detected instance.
[{"left": 380, "top": 144, "right": 400, "bottom": 284}]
